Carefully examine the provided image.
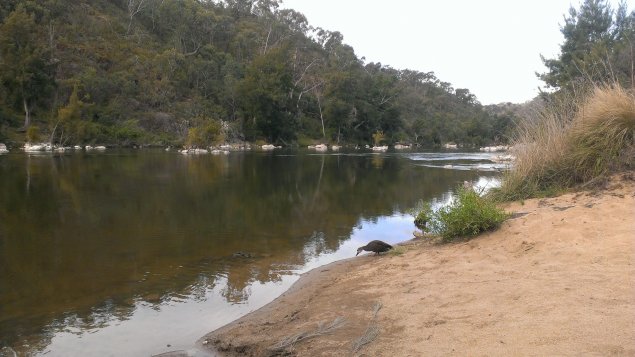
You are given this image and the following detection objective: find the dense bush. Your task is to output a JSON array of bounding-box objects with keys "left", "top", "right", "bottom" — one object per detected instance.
[
  {"left": 185, "top": 120, "right": 224, "bottom": 148},
  {"left": 423, "top": 187, "right": 508, "bottom": 242},
  {"left": 413, "top": 203, "right": 431, "bottom": 232}
]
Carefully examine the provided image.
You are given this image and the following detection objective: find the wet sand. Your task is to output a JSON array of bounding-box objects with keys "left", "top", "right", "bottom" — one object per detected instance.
[{"left": 200, "top": 173, "right": 635, "bottom": 356}]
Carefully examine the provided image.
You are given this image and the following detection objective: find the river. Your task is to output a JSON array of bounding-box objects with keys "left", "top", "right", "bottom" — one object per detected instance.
[{"left": 0, "top": 149, "right": 503, "bottom": 356}]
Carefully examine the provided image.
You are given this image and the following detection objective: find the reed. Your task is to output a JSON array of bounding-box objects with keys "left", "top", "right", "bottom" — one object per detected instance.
[{"left": 494, "top": 85, "right": 635, "bottom": 200}]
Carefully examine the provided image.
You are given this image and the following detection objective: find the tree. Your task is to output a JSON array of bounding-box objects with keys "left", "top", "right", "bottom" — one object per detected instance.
[
  {"left": 54, "top": 84, "right": 83, "bottom": 144},
  {"left": 539, "top": 0, "right": 634, "bottom": 90},
  {"left": 0, "top": 0, "right": 505, "bottom": 146},
  {"left": 238, "top": 45, "right": 295, "bottom": 142},
  {"left": 612, "top": 3, "right": 635, "bottom": 87},
  {"left": 0, "top": 6, "right": 56, "bottom": 129},
  {"left": 126, "top": 0, "right": 149, "bottom": 35}
]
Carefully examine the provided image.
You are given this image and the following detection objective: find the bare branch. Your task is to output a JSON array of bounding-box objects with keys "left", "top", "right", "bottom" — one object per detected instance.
[
  {"left": 269, "top": 316, "right": 346, "bottom": 351},
  {"left": 294, "top": 58, "right": 319, "bottom": 87},
  {"left": 127, "top": 0, "right": 149, "bottom": 35},
  {"left": 263, "top": 23, "right": 272, "bottom": 55}
]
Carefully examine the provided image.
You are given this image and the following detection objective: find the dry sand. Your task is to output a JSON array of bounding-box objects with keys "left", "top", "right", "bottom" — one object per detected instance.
[{"left": 201, "top": 174, "right": 635, "bottom": 356}]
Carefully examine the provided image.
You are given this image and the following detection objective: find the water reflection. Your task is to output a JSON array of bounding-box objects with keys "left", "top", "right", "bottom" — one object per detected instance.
[{"left": 0, "top": 150, "right": 501, "bottom": 356}]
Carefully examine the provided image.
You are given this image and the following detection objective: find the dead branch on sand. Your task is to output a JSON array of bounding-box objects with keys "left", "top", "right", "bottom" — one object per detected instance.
[
  {"left": 352, "top": 301, "right": 383, "bottom": 354},
  {"left": 371, "top": 301, "right": 382, "bottom": 319},
  {"left": 351, "top": 324, "right": 380, "bottom": 354},
  {"left": 269, "top": 316, "right": 346, "bottom": 352}
]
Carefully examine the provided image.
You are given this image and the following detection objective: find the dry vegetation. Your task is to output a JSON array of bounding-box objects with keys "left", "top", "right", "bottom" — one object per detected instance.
[
  {"left": 351, "top": 301, "right": 382, "bottom": 354},
  {"left": 269, "top": 316, "right": 346, "bottom": 353},
  {"left": 494, "top": 85, "right": 635, "bottom": 200}
]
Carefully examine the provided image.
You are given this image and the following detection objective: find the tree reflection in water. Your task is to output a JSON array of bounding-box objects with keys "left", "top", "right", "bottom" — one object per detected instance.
[{"left": 0, "top": 149, "right": 500, "bottom": 355}]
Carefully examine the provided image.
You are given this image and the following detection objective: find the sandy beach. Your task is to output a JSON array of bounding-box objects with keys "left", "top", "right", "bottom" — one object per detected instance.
[{"left": 201, "top": 173, "right": 635, "bottom": 356}]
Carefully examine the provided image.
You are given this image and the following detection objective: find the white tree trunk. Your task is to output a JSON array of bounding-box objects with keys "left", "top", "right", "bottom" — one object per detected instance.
[
  {"left": 317, "top": 94, "right": 325, "bottom": 138},
  {"left": 127, "top": 0, "right": 148, "bottom": 35},
  {"left": 23, "top": 98, "right": 31, "bottom": 128}
]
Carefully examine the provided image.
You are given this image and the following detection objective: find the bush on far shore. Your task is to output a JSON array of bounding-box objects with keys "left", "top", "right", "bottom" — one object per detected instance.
[{"left": 492, "top": 85, "right": 635, "bottom": 201}]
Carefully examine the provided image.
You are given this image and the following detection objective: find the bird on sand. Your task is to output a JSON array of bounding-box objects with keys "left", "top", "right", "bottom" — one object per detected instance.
[{"left": 356, "top": 240, "right": 393, "bottom": 256}]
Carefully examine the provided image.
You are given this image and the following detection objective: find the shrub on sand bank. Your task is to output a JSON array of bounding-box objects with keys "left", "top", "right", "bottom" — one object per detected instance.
[
  {"left": 423, "top": 187, "right": 508, "bottom": 243},
  {"left": 413, "top": 202, "right": 432, "bottom": 232},
  {"left": 493, "top": 85, "right": 635, "bottom": 201}
]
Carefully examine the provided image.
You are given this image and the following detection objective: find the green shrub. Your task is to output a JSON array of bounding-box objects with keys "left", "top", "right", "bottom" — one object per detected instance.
[
  {"left": 372, "top": 130, "right": 385, "bottom": 146},
  {"left": 114, "top": 120, "right": 144, "bottom": 145},
  {"left": 296, "top": 134, "right": 317, "bottom": 147},
  {"left": 26, "top": 125, "right": 41, "bottom": 142},
  {"left": 413, "top": 202, "right": 431, "bottom": 232},
  {"left": 185, "top": 120, "right": 224, "bottom": 148},
  {"left": 424, "top": 187, "right": 508, "bottom": 242}
]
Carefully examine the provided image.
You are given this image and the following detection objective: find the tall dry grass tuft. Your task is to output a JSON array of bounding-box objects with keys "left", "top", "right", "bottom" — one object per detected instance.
[
  {"left": 494, "top": 85, "right": 635, "bottom": 200},
  {"left": 568, "top": 86, "right": 635, "bottom": 182}
]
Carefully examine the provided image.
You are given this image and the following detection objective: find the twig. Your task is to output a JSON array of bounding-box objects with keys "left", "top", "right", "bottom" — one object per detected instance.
[
  {"left": 351, "top": 301, "right": 383, "bottom": 354},
  {"left": 269, "top": 316, "right": 346, "bottom": 351},
  {"left": 371, "top": 301, "right": 382, "bottom": 320},
  {"left": 351, "top": 324, "right": 379, "bottom": 354}
]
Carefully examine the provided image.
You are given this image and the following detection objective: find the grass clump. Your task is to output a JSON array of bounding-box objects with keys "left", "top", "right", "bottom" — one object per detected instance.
[
  {"left": 422, "top": 187, "right": 508, "bottom": 243},
  {"left": 387, "top": 245, "right": 407, "bottom": 256},
  {"left": 493, "top": 85, "right": 635, "bottom": 200}
]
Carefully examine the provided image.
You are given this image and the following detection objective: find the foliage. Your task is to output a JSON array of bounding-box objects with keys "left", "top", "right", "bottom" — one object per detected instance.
[
  {"left": 371, "top": 130, "right": 385, "bottom": 146},
  {"left": 413, "top": 202, "right": 431, "bottom": 232},
  {"left": 112, "top": 119, "right": 144, "bottom": 145},
  {"left": 25, "top": 125, "right": 39, "bottom": 142},
  {"left": 0, "top": 5, "right": 56, "bottom": 128},
  {"left": 0, "top": 0, "right": 511, "bottom": 146},
  {"left": 424, "top": 187, "right": 508, "bottom": 242},
  {"left": 539, "top": 0, "right": 634, "bottom": 90},
  {"left": 55, "top": 85, "right": 85, "bottom": 144},
  {"left": 185, "top": 119, "right": 224, "bottom": 148},
  {"left": 493, "top": 85, "right": 635, "bottom": 201},
  {"left": 495, "top": 0, "right": 635, "bottom": 201},
  {"left": 238, "top": 45, "right": 294, "bottom": 143}
]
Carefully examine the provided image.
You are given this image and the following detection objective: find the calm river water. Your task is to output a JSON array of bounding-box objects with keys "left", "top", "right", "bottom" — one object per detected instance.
[{"left": 0, "top": 149, "right": 503, "bottom": 356}]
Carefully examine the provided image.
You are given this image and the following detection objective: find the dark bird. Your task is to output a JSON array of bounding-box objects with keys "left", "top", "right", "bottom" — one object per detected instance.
[{"left": 356, "top": 240, "right": 393, "bottom": 256}]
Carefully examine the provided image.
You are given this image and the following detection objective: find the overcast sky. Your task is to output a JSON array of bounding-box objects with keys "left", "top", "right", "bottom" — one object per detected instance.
[{"left": 281, "top": 0, "right": 628, "bottom": 105}]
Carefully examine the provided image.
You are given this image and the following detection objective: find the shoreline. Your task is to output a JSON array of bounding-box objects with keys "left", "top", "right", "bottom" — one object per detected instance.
[
  {"left": 196, "top": 253, "right": 380, "bottom": 354},
  {"left": 199, "top": 173, "right": 635, "bottom": 356}
]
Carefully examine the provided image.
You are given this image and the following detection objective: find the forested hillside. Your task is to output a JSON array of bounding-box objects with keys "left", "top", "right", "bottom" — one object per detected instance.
[{"left": 0, "top": 0, "right": 513, "bottom": 147}]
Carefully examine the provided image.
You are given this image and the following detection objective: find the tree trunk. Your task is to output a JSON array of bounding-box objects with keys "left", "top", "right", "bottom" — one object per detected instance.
[
  {"left": 23, "top": 98, "right": 31, "bottom": 128},
  {"left": 49, "top": 120, "right": 60, "bottom": 145},
  {"left": 317, "top": 94, "right": 325, "bottom": 139},
  {"left": 262, "top": 24, "right": 272, "bottom": 55}
]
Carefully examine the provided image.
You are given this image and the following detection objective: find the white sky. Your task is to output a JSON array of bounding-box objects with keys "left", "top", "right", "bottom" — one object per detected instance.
[{"left": 281, "top": 0, "right": 629, "bottom": 104}]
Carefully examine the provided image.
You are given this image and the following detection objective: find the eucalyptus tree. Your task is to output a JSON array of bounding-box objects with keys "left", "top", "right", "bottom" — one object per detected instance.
[
  {"left": 0, "top": 6, "right": 56, "bottom": 129},
  {"left": 540, "top": 0, "right": 634, "bottom": 90},
  {"left": 238, "top": 45, "right": 295, "bottom": 143}
]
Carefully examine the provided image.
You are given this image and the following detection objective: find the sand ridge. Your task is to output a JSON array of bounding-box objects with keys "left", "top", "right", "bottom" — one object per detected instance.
[{"left": 202, "top": 174, "right": 635, "bottom": 356}]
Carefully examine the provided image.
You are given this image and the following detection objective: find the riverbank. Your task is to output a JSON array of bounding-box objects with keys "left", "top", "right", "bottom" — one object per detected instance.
[{"left": 201, "top": 172, "right": 635, "bottom": 356}]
